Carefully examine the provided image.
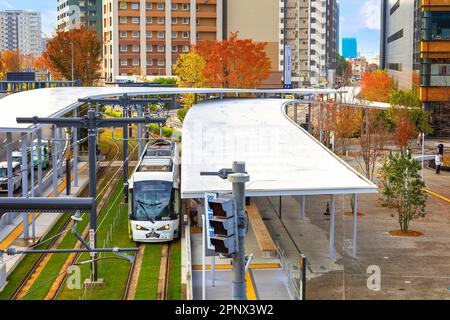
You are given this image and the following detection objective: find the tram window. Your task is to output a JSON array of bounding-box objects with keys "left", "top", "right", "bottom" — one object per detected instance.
[
  {"left": 146, "top": 149, "right": 172, "bottom": 157},
  {"left": 132, "top": 181, "right": 173, "bottom": 221}
]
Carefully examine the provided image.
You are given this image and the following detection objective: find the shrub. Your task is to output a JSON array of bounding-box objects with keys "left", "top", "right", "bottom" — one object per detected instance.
[{"left": 177, "top": 108, "right": 188, "bottom": 123}]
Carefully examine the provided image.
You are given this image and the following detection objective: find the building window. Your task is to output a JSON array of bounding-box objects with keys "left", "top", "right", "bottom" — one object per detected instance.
[
  {"left": 146, "top": 17, "right": 152, "bottom": 24},
  {"left": 182, "top": 17, "right": 189, "bottom": 25},
  {"left": 146, "top": 45, "right": 153, "bottom": 52},
  {"left": 120, "top": 45, "right": 128, "bottom": 52},
  {"left": 157, "top": 45, "right": 165, "bottom": 52},
  {"left": 132, "top": 45, "right": 140, "bottom": 52},
  {"left": 182, "top": 45, "right": 189, "bottom": 53},
  {"left": 182, "top": 31, "right": 189, "bottom": 38},
  {"left": 182, "top": 3, "right": 189, "bottom": 11},
  {"left": 171, "top": 31, "right": 177, "bottom": 38},
  {"left": 158, "top": 59, "right": 165, "bottom": 66},
  {"left": 157, "top": 3, "right": 164, "bottom": 10},
  {"left": 157, "top": 31, "right": 165, "bottom": 38},
  {"left": 172, "top": 18, "right": 178, "bottom": 24},
  {"left": 131, "top": 3, "right": 139, "bottom": 10},
  {"left": 132, "top": 17, "right": 140, "bottom": 24},
  {"left": 119, "top": 16, "right": 127, "bottom": 24},
  {"left": 387, "top": 29, "right": 403, "bottom": 43},
  {"left": 422, "top": 11, "right": 450, "bottom": 40},
  {"left": 132, "top": 59, "right": 140, "bottom": 66},
  {"left": 388, "top": 63, "right": 402, "bottom": 71},
  {"left": 120, "top": 31, "right": 127, "bottom": 38},
  {"left": 120, "top": 59, "right": 128, "bottom": 66},
  {"left": 390, "top": 0, "right": 400, "bottom": 15},
  {"left": 146, "top": 31, "right": 152, "bottom": 38},
  {"left": 147, "top": 59, "right": 153, "bottom": 66},
  {"left": 119, "top": 2, "right": 127, "bottom": 10},
  {"left": 132, "top": 31, "right": 139, "bottom": 38},
  {"left": 146, "top": 3, "right": 152, "bottom": 10},
  {"left": 172, "top": 45, "right": 178, "bottom": 53},
  {"left": 157, "top": 17, "right": 165, "bottom": 24},
  {"left": 171, "top": 3, "right": 178, "bottom": 10}
]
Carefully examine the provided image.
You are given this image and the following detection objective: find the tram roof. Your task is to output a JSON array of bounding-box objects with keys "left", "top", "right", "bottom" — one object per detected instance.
[
  {"left": 0, "top": 87, "right": 337, "bottom": 132},
  {"left": 181, "top": 99, "right": 378, "bottom": 198}
]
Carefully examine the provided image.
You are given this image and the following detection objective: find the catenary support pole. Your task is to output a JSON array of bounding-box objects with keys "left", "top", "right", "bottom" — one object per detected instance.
[
  {"left": 52, "top": 126, "right": 58, "bottom": 198},
  {"left": 123, "top": 123, "right": 129, "bottom": 203},
  {"left": 58, "top": 127, "right": 63, "bottom": 178},
  {"left": 87, "top": 108, "right": 98, "bottom": 281},
  {"left": 29, "top": 132, "right": 34, "bottom": 198},
  {"left": 73, "top": 108, "right": 78, "bottom": 187},
  {"left": 301, "top": 195, "right": 306, "bottom": 220},
  {"left": 37, "top": 128, "right": 43, "bottom": 196},
  {"left": 21, "top": 133, "right": 29, "bottom": 240},
  {"left": 137, "top": 104, "right": 143, "bottom": 158},
  {"left": 6, "top": 132, "right": 13, "bottom": 224},
  {"left": 229, "top": 161, "right": 250, "bottom": 300},
  {"left": 211, "top": 256, "right": 216, "bottom": 287},
  {"left": 202, "top": 214, "right": 206, "bottom": 300},
  {"left": 352, "top": 194, "right": 358, "bottom": 258},
  {"left": 329, "top": 195, "right": 335, "bottom": 259}
]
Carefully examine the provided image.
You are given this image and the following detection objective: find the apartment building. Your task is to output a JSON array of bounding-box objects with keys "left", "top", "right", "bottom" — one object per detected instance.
[
  {"left": 381, "top": 0, "right": 450, "bottom": 136},
  {"left": 57, "top": 0, "right": 102, "bottom": 36},
  {"left": 103, "top": 0, "right": 223, "bottom": 81},
  {"left": 0, "top": 10, "right": 42, "bottom": 57}
]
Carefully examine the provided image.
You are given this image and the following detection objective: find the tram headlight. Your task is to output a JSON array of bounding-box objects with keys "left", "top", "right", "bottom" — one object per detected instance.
[
  {"left": 157, "top": 225, "right": 171, "bottom": 231},
  {"left": 136, "top": 225, "right": 149, "bottom": 231}
]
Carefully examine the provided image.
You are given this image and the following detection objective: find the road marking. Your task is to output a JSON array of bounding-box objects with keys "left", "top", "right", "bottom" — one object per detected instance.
[
  {"left": 423, "top": 188, "right": 450, "bottom": 203},
  {"left": 246, "top": 270, "right": 257, "bottom": 300}
]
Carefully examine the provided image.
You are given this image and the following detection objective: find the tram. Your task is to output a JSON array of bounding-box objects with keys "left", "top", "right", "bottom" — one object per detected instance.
[{"left": 128, "top": 139, "right": 181, "bottom": 242}]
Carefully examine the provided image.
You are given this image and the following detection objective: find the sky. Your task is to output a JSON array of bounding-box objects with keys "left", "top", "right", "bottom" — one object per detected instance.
[{"left": 0, "top": 0, "right": 381, "bottom": 60}]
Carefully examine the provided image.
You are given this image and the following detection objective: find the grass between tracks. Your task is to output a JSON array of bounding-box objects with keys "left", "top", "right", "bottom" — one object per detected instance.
[
  {"left": 134, "top": 244, "right": 162, "bottom": 300},
  {"left": 167, "top": 240, "right": 182, "bottom": 300}
]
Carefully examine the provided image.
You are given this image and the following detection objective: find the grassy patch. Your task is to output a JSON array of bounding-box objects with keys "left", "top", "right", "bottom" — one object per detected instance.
[
  {"left": 167, "top": 240, "right": 182, "bottom": 300},
  {"left": 0, "top": 214, "right": 71, "bottom": 300},
  {"left": 134, "top": 244, "right": 162, "bottom": 300}
]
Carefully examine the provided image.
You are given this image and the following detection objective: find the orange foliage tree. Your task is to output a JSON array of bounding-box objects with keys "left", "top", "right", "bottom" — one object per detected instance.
[
  {"left": 43, "top": 27, "right": 102, "bottom": 86},
  {"left": 194, "top": 32, "right": 271, "bottom": 88},
  {"left": 1, "top": 50, "right": 21, "bottom": 73},
  {"left": 391, "top": 108, "right": 417, "bottom": 154},
  {"left": 360, "top": 70, "right": 394, "bottom": 102},
  {"left": 33, "top": 54, "right": 65, "bottom": 80}
]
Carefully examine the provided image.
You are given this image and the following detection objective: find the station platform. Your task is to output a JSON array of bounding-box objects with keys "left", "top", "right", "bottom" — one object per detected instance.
[
  {"left": 189, "top": 202, "right": 293, "bottom": 300},
  {"left": 0, "top": 162, "right": 89, "bottom": 277}
]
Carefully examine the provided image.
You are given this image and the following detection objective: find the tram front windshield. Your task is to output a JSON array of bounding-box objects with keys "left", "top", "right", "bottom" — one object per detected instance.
[{"left": 133, "top": 181, "right": 173, "bottom": 221}]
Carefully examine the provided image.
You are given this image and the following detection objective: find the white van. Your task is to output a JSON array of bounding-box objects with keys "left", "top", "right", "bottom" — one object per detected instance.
[{"left": 0, "top": 161, "right": 22, "bottom": 192}]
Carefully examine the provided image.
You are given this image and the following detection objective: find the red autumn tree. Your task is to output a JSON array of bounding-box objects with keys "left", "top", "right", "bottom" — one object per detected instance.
[
  {"left": 194, "top": 32, "right": 271, "bottom": 88},
  {"left": 33, "top": 54, "right": 65, "bottom": 80},
  {"left": 391, "top": 108, "right": 417, "bottom": 154},
  {"left": 1, "top": 50, "right": 21, "bottom": 73},
  {"left": 360, "top": 70, "right": 394, "bottom": 102},
  {"left": 44, "top": 27, "right": 102, "bottom": 86}
]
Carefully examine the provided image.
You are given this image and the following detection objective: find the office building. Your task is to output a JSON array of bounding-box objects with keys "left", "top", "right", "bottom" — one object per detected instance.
[
  {"left": 0, "top": 10, "right": 42, "bottom": 57},
  {"left": 57, "top": 0, "right": 102, "bottom": 36},
  {"left": 342, "top": 37, "right": 357, "bottom": 59},
  {"left": 381, "top": 0, "right": 450, "bottom": 136}
]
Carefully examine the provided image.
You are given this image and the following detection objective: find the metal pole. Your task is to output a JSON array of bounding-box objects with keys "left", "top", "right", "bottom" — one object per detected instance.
[
  {"left": 229, "top": 161, "right": 249, "bottom": 300},
  {"left": 123, "top": 123, "right": 129, "bottom": 203},
  {"left": 6, "top": 132, "right": 13, "bottom": 224},
  {"left": 352, "top": 194, "right": 358, "bottom": 258},
  {"left": 319, "top": 103, "right": 324, "bottom": 143},
  {"left": 421, "top": 132, "right": 425, "bottom": 179},
  {"left": 211, "top": 256, "right": 216, "bottom": 287},
  {"left": 279, "top": 196, "right": 282, "bottom": 219},
  {"left": 58, "top": 127, "right": 63, "bottom": 178},
  {"left": 87, "top": 108, "right": 98, "bottom": 281},
  {"left": 73, "top": 108, "right": 78, "bottom": 187},
  {"left": 29, "top": 132, "right": 34, "bottom": 198},
  {"left": 300, "top": 254, "right": 306, "bottom": 300},
  {"left": 202, "top": 214, "right": 206, "bottom": 300},
  {"left": 52, "top": 126, "right": 58, "bottom": 197},
  {"left": 329, "top": 195, "right": 335, "bottom": 259},
  {"left": 21, "top": 133, "right": 29, "bottom": 240},
  {"left": 137, "top": 105, "right": 143, "bottom": 158},
  {"left": 66, "top": 159, "right": 71, "bottom": 195},
  {"left": 301, "top": 195, "right": 306, "bottom": 220},
  {"left": 37, "top": 128, "right": 43, "bottom": 196}
]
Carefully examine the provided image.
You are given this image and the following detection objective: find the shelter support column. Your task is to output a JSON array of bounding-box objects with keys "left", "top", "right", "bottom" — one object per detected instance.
[
  {"left": 52, "top": 126, "right": 58, "bottom": 198},
  {"left": 301, "top": 195, "right": 306, "bottom": 220},
  {"left": 353, "top": 194, "right": 358, "bottom": 258},
  {"left": 21, "top": 133, "right": 29, "bottom": 240},
  {"left": 73, "top": 108, "right": 78, "bottom": 188},
  {"left": 329, "top": 195, "right": 335, "bottom": 260},
  {"left": 29, "top": 132, "right": 34, "bottom": 198},
  {"left": 6, "top": 132, "right": 13, "bottom": 224},
  {"left": 58, "top": 128, "right": 63, "bottom": 178},
  {"left": 37, "top": 128, "right": 43, "bottom": 196}
]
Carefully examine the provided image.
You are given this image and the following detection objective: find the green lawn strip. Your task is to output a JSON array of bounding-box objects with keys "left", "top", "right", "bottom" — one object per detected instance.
[
  {"left": 57, "top": 177, "right": 135, "bottom": 300},
  {"left": 134, "top": 243, "right": 162, "bottom": 300},
  {"left": 167, "top": 240, "right": 182, "bottom": 300},
  {"left": 0, "top": 214, "right": 72, "bottom": 300}
]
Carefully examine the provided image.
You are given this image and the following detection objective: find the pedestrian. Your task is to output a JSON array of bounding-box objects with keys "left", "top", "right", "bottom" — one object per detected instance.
[
  {"left": 435, "top": 153, "right": 442, "bottom": 175},
  {"left": 188, "top": 198, "right": 200, "bottom": 227}
]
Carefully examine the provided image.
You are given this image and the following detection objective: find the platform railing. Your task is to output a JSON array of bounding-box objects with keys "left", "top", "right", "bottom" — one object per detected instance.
[{"left": 275, "top": 240, "right": 301, "bottom": 300}]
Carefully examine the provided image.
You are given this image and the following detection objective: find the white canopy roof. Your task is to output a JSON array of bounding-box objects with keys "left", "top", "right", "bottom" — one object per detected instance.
[
  {"left": 0, "top": 87, "right": 337, "bottom": 132},
  {"left": 338, "top": 86, "right": 391, "bottom": 109},
  {"left": 181, "top": 99, "right": 378, "bottom": 198}
]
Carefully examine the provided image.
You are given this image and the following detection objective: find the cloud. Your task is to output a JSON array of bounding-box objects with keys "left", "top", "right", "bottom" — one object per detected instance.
[
  {"left": 0, "top": 0, "right": 13, "bottom": 9},
  {"left": 359, "top": 0, "right": 380, "bottom": 30}
]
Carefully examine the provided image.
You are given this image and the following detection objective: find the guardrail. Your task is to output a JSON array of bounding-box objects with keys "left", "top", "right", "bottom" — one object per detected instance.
[
  {"left": 275, "top": 241, "right": 301, "bottom": 300},
  {"left": 181, "top": 212, "right": 194, "bottom": 300}
]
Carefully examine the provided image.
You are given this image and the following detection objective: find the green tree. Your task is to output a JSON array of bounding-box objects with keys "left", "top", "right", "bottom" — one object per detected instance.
[{"left": 379, "top": 152, "right": 427, "bottom": 232}]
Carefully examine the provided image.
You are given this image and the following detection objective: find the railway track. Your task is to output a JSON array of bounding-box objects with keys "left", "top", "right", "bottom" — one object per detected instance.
[
  {"left": 123, "top": 242, "right": 172, "bottom": 300},
  {"left": 11, "top": 133, "right": 123, "bottom": 300}
]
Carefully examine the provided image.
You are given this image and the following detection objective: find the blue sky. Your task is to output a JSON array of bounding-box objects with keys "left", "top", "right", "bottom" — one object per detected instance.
[{"left": 0, "top": 0, "right": 381, "bottom": 59}]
